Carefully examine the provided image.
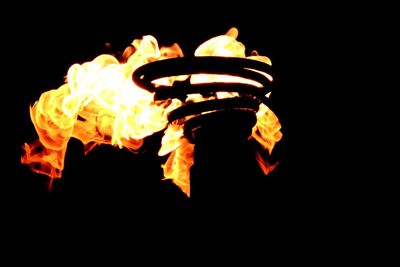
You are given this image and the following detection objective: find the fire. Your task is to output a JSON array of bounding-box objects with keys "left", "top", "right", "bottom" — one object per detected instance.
[{"left": 21, "top": 27, "right": 282, "bottom": 196}]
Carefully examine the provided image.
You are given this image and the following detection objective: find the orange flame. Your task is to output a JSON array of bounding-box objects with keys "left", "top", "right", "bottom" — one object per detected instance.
[{"left": 21, "top": 27, "right": 282, "bottom": 196}]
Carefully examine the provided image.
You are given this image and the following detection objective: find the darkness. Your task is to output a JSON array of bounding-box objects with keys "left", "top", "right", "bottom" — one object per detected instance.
[
  {"left": 13, "top": 9, "right": 294, "bottom": 218},
  {"left": 8, "top": 5, "right": 382, "bottom": 254}
]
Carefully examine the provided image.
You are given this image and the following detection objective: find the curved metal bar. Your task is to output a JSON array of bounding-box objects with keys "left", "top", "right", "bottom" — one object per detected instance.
[
  {"left": 132, "top": 56, "right": 275, "bottom": 140},
  {"left": 183, "top": 109, "right": 257, "bottom": 143},
  {"left": 154, "top": 82, "right": 271, "bottom": 101},
  {"left": 168, "top": 97, "right": 260, "bottom": 123},
  {"left": 132, "top": 57, "right": 273, "bottom": 93}
]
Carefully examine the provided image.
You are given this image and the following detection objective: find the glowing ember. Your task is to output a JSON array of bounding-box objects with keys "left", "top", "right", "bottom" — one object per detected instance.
[{"left": 21, "top": 27, "right": 282, "bottom": 196}]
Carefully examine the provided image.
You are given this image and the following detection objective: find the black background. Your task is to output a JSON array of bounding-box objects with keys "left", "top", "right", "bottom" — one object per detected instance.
[
  {"left": 11, "top": 5, "right": 304, "bottom": 219},
  {"left": 7, "top": 3, "right": 386, "bottom": 257}
]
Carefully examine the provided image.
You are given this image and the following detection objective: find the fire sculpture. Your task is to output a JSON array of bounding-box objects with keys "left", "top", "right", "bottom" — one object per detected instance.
[{"left": 21, "top": 27, "right": 282, "bottom": 196}]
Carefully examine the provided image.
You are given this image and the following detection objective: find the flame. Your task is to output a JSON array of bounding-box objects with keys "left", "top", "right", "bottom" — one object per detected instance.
[
  {"left": 21, "top": 27, "right": 282, "bottom": 196},
  {"left": 161, "top": 138, "right": 194, "bottom": 196}
]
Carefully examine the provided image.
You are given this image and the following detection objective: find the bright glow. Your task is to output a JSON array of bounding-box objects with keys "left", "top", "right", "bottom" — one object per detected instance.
[{"left": 21, "top": 28, "right": 282, "bottom": 197}]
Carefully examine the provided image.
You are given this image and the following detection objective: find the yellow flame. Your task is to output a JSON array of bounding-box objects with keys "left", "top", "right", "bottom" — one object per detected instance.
[
  {"left": 252, "top": 104, "right": 283, "bottom": 154},
  {"left": 162, "top": 138, "right": 194, "bottom": 196},
  {"left": 22, "top": 35, "right": 183, "bottom": 186},
  {"left": 21, "top": 27, "right": 283, "bottom": 196}
]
